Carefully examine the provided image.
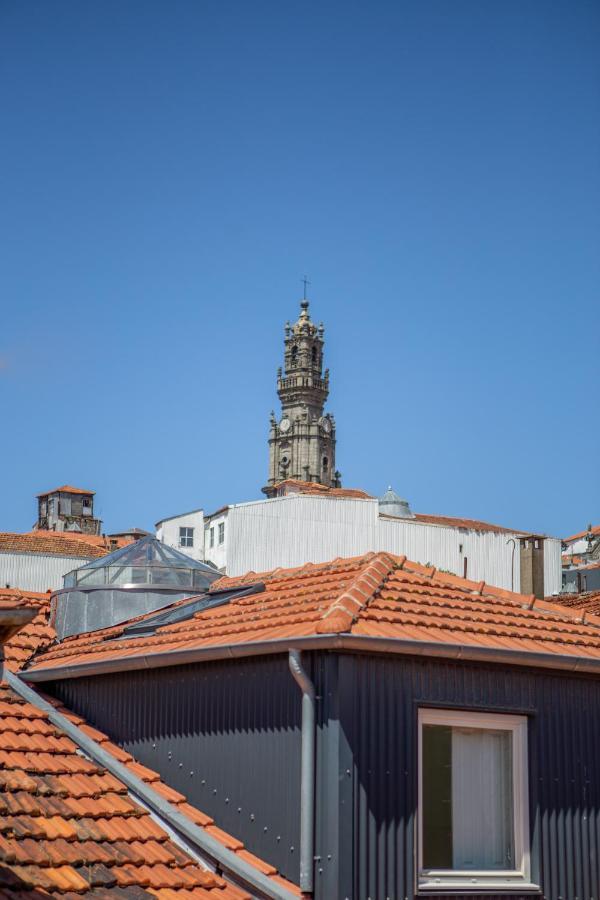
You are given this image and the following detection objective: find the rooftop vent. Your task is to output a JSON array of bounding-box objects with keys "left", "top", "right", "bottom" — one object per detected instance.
[
  {"left": 53, "top": 536, "right": 221, "bottom": 640},
  {"left": 378, "top": 486, "right": 414, "bottom": 519}
]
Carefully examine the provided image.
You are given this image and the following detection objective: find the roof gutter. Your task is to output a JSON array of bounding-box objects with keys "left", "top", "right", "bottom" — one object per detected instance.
[
  {"left": 5, "top": 669, "right": 298, "bottom": 900},
  {"left": 21, "top": 632, "right": 600, "bottom": 683}
]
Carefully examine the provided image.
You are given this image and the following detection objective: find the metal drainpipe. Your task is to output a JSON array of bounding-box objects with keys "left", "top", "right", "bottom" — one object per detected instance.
[{"left": 288, "top": 649, "right": 315, "bottom": 896}]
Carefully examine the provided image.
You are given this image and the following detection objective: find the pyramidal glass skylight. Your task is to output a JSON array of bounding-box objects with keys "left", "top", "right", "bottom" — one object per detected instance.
[{"left": 63, "top": 535, "right": 219, "bottom": 591}]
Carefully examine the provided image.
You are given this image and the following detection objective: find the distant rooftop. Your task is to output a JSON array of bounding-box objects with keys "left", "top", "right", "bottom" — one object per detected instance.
[
  {"left": 0, "top": 531, "right": 124, "bottom": 559},
  {"left": 36, "top": 485, "right": 95, "bottom": 497}
]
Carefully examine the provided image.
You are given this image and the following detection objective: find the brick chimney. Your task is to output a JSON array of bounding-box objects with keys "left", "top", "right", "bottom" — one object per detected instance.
[{"left": 519, "top": 536, "right": 545, "bottom": 599}]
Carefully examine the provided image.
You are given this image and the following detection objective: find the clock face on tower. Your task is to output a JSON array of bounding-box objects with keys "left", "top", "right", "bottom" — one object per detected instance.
[
  {"left": 321, "top": 417, "right": 331, "bottom": 433},
  {"left": 279, "top": 417, "right": 291, "bottom": 433}
]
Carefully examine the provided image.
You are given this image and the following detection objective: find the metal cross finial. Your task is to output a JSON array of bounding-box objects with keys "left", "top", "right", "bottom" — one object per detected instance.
[{"left": 301, "top": 275, "right": 311, "bottom": 300}]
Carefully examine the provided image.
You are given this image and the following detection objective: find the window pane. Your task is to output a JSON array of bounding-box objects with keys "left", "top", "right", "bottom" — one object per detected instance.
[
  {"left": 423, "top": 724, "right": 514, "bottom": 871},
  {"left": 423, "top": 725, "right": 453, "bottom": 868}
]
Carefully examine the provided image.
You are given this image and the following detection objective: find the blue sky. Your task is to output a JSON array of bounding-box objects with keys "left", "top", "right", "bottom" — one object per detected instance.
[{"left": 0, "top": 0, "right": 598, "bottom": 538}]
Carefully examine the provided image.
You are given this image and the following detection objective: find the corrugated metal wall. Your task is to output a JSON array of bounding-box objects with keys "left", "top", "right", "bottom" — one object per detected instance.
[
  {"left": 544, "top": 538, "right": 563, "bottom": 596},
  {"left": 49, "top": 655, "right": 302, "bottom": 884},
  {"left": 227, "top": 495, "right": 376, "bottom": 575},
  {"left": 0, "top": 551, "right": 91, "bottom": 592},
  {"left": 225, "top": 495, "right": 561, "bottom": 594},
  {"left": 47, "top": 649, "right": 596, "bottom": 899},
  {"left": 378, "top": 517, "right": 524, "bottom": 591},
  {"left": 317, "top": 652, "right": 600, "bottom": 900}
]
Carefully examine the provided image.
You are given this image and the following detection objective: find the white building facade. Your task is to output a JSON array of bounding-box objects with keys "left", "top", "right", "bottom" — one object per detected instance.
[
  {"left": 199, "top": 494, "right": 561, "bottom": 594},
  {"left": 155, "top": 509, "right": 205, "bottom": 563}
]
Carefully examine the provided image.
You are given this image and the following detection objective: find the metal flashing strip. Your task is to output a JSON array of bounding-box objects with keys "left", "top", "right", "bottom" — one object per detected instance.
[
  {"left": 21, "top": 632, "right": 600, "bottom": 682},
  {"left": 5, "top": 670, "right": 299, "bottom": 900},
  {"left": 121, "top": 583, "right": 266, "bottom": 638}
]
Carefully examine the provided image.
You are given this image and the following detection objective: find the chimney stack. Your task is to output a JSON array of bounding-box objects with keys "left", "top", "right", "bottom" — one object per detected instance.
[{"left": 519, "top": 536, "right": 545, "bottom": 599}]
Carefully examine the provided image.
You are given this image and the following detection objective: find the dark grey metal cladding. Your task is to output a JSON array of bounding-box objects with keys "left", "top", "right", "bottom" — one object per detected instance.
[
  {"left": 316, "top": 652, "right": 600, "bottom": 900},
  {"left": 43, "top": 649, "right": 600, "bottom": 900},
  {"left": 47, "top": 655, "right": 302, "bottom": 884}
]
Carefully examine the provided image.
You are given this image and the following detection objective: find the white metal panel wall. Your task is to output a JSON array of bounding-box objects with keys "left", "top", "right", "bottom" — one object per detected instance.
[
  {"left": 377, "top": 518, "right": 521, "bottom": 591},
  {"left": 226, "top": 495, "right": 378, "bottom": 576},
  {"left": 0, "top": 552, "right": 94, "bottom": 592},
  {"left": 544, "top": 538, "right": 562, "bottom": 596},
  {"left": 217, "top": 494, "right": 559, "bottom": 595}
]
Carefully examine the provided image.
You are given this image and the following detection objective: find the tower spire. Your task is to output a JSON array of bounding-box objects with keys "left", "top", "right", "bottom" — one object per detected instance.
[{"left": 262, "top": 292, "right": 340, "bottom": 496}]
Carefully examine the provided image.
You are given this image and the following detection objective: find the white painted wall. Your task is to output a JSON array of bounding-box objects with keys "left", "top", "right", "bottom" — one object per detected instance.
[
  {"left": 0, "top": 551, "right": 95, "bottom": 592},
  {"left": 204, "top": 511, "right": 228, "bottom": 571},
  {"left": 219, "top": 494, "right": 561, "bottom": 594},
  {"left": 155, "top": 510, "right": 205, "bottom": 561}
]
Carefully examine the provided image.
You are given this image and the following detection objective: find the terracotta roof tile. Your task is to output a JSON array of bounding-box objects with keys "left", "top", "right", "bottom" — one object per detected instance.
[
  {"left": 549, "top": 590, "right": 600, "bottom": 618},
  {"left": 36, "top": 486, "right": 96, "bottom": 497},
  {"left": 0, "top": 532, "right": 124, "bottom": 560},
  {"left": 0, "top": 679, "right": 270, "bottom": 898},
  {"left": 26, "top": 552, "right": 600, "bottom": 675},
  {"left": 563, "top": 524, "right": 600, "bottom": 543},
  {"left": 270, "top": 478, "right": 373, "bottom": 499},
  {"left": 413, "top": 512, "right": 521, "bottom": 534}
]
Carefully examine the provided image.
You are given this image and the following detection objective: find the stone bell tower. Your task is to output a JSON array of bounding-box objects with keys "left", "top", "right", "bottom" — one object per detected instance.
[{"left": 262, "top": 297, "right": 341, "bottom": 496}]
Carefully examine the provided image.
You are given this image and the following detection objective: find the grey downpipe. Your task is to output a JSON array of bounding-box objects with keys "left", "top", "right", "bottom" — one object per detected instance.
[
  {"left": 288, "top": 649, "right": 315, "bottom": 896},
  {"left": 6, "top": 670, "right": 297, "bottom": 900}
]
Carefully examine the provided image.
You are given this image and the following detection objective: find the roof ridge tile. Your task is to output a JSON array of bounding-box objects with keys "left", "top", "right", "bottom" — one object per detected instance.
[{"left": 315, "top": 553, "right": 401, "bottom": 634}]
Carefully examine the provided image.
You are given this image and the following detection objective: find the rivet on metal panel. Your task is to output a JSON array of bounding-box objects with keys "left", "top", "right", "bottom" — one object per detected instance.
[
  {"left": 263, "top": 826, "right": 268, "bottom": 832},
  {"left": 190, "top": 771, "right": 194, "bottom": 776},
  {"left": 250, "top": 813, "right": 255, "bottom": 821},
  {"left": 225, "top": 797, "right": 230, "bottom": 803},
  {"left": 238, "top": 807, "right": 242, "bottom": 813}
]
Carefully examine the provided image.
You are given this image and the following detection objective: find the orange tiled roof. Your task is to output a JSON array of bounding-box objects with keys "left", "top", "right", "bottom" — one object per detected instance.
[
  {"left": 1, "top": 589, "right": 55, "bottom": 672},
  {"left": 549, "top": 591, "right": 600, "bottom": 617},
  {"left": 562, "top": 553, "right": 585, "bottom": 567},
  {"left": 0, "top": 592, "right": 299, "bottom": 896},
  {"left": 0, "top": 531, "right": 128, "bottom": 559},
  {"left": 0, "top": 678, "right": 251, "bottom": 898},
  {"left": 412, "top": 512, "right": 521, "bottom": 534},
  {"left": 270, "top": 479, "right": 373, "bottom": 500},
  {"left": 563, "top": 524, "right": 600, "bottom": 544},
  {"left": 25, "top": 552, "right": 600, "bottom": 676},
  {"left": 37, "top": 485, "right": 95, "bottom": 497}
]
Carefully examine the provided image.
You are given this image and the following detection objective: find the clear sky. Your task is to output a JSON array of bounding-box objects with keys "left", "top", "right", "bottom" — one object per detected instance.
[{"left": 1, "top": 1, "right": 598, "bottom": 538}]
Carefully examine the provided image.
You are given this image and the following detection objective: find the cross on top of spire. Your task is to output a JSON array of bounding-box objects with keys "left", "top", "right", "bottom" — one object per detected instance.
[{"left": 301, "top": 274, "right": 311, "bottom": 301}]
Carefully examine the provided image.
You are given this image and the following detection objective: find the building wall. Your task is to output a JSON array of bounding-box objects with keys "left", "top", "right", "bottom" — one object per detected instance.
[
  {"left": 204, "top": 511, "right": 228, "bottom": 571},
  {"left": 48, "top": 655, "right": 302, "bottom": 885},
  {"left": 563, "top": 565, "right": 600, "bottom": 593},
  {"left": 315, "top": 652, "right": 600, "bottom": 900},
  {"left": 0, "top": 551, "right": 94, "bottom": 592},
  {"left": 155, "top": 510, "right": 205, "bottom": 562},
  {"left": 221, "top": 495, "right": 561, "bottom": 593},
  {"left": 48, "top": 650, "right": 600, "bottom": 900}
]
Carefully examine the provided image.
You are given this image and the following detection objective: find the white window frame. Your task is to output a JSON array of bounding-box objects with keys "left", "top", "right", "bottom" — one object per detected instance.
[
  {"left": 218, "top": 522, "right": 225, "bottom": 544},
  {"left": 179, "top": 526, "right": 194, "bottom": 548},
  {"left": 418, "top": 707, "right": 536, "bottom": 893}
]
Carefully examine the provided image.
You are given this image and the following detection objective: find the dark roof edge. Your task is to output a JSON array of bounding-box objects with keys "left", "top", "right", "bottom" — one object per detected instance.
[
  {"left": 6, "top": 669, "right": 298, "bottom": 900},
  {"left": 22, "top": 632, "right": 600, "bottom": 683}
]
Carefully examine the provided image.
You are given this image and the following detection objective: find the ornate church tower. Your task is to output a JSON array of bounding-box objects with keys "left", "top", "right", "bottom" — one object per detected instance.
[{"left": 263, "top": 298, "right": 341, "bottom": 496}]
